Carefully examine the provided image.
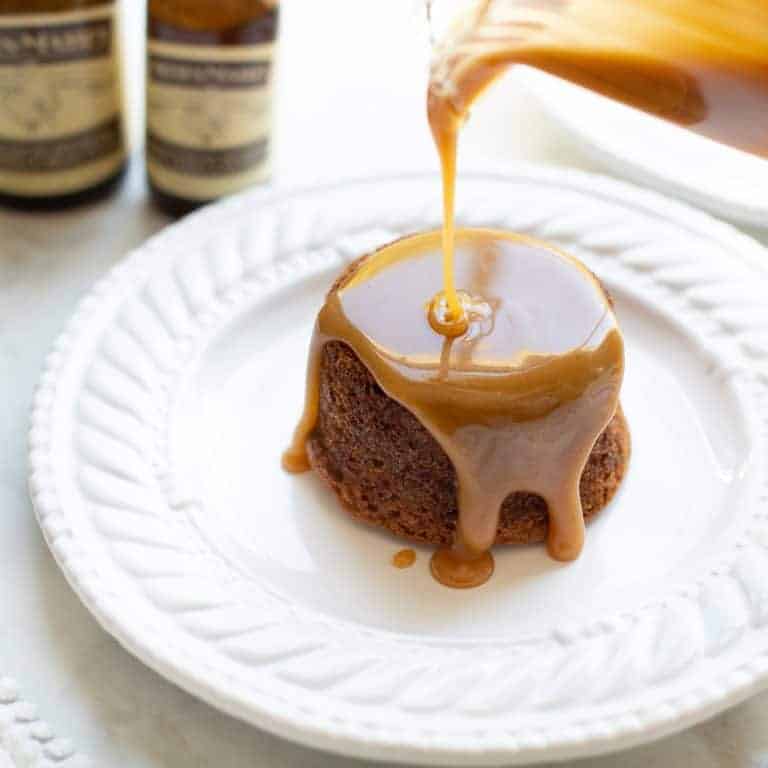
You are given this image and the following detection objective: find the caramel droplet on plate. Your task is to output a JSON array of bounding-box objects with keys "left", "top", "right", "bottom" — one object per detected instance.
[
  {"left": 430, "top": 547, "right": 494, "bottom": 589},
  {"left": 393, "top": 548, "right": 417, "bottom": 569}
]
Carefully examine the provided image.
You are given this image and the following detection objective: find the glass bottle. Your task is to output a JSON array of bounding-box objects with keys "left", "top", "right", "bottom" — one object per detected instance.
[
  {"left": 0, "top": 0, "right": 126, "bottom": 210},
  {"left": 146, "top": 0, "right": 278, "bottom": 217}
]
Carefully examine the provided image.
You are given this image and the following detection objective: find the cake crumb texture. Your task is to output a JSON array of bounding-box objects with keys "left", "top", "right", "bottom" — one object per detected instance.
[{"left": 307, "top": 341, "right": 630, "bottom": 546}]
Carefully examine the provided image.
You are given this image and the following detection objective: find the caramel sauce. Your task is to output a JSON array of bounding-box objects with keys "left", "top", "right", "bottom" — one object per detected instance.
[
  {"left": 286, "top": 0, "right": 768, "bottom": 587},
  {"left": 285, "top": 230, "right": 624, "bottom": 586},
  {"left": 280, "top": 449, "right": 310, "bottom": 474},
  {"left": 393, "top": 549, "right": 417, "bottom": 569},
  {"left": 431, "top": 546, "right": 494, "bottom": 589}
]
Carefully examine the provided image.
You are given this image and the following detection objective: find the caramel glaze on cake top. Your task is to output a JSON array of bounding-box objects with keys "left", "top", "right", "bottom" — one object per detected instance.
[{"left": 284, "top": 229, "right": 625, "bottom": 588}]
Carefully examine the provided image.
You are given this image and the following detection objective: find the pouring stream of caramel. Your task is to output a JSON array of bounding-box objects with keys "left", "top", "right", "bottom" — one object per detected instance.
[{"left": 429, "top": 0, "right": 768, "bottom": 317}]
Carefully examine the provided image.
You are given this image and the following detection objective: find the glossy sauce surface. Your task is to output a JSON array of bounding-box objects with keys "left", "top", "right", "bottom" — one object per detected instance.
[{"left": 285, "top": 230, "right": 624, "bottom": 587}]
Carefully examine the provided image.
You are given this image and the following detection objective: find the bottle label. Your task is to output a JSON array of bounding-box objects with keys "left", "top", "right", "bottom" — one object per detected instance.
[
  {"left": 0, "top": 4, "right": 123, "bottom": 197},
  {"left": 147, "top": 38, "right": 274, "bottom": 201}
]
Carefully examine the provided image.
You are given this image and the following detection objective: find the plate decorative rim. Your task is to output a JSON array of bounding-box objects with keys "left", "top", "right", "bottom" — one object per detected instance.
[{"left": 28, "top": 167, "right": 768, "bottom": 766}]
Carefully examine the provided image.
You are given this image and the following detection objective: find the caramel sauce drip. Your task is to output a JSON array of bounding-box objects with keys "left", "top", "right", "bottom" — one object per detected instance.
[
  {"left": 285, "top": 230, "right": 624, "bottom": 587},
  {"left": 431, "top": 547, "right": 494, "bottom": 589}
]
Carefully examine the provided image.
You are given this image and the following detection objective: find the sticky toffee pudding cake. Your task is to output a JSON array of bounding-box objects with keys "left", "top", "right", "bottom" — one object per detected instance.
[
  {"left": 284, "top": 229, "right": 629, "bottom": 588},
  {"left": 281, "top": 1, "right": 645, "bottom": 589},
  {"left": 305, "top": 340, "right": 629, "bottom": 547}
]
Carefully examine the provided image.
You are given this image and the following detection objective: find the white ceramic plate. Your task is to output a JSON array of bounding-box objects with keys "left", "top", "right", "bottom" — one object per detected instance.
[
  {"left": 518, "top": 69, "right": 768, "bottom": 229},
  {"left": 29, "top": 169, "right": 768, "bottom": 766}
]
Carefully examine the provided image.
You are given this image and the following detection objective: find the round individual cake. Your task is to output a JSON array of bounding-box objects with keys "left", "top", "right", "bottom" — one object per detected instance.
[{"left": 301, "top": 244, "right": 630, "bottom": 548}]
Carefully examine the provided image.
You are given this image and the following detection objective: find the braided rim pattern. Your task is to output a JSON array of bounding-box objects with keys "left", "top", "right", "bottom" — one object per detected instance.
[{"left": 28, "top": 168, "right": 768, "bottom": 766}]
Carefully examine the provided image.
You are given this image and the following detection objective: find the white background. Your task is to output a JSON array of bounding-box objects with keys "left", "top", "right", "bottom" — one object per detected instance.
[{"left": 2, "top": 1, "right": 768, "bottom": 766}]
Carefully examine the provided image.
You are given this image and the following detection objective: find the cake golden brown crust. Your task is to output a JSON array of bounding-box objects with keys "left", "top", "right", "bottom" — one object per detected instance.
[{"left": 307, "top": 340, "right": 630, "bottom": 547}]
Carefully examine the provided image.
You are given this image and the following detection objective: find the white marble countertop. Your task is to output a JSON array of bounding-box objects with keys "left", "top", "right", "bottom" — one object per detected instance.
[{"left": 3, "top": 1, "right": 768, "bottom": 766}]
